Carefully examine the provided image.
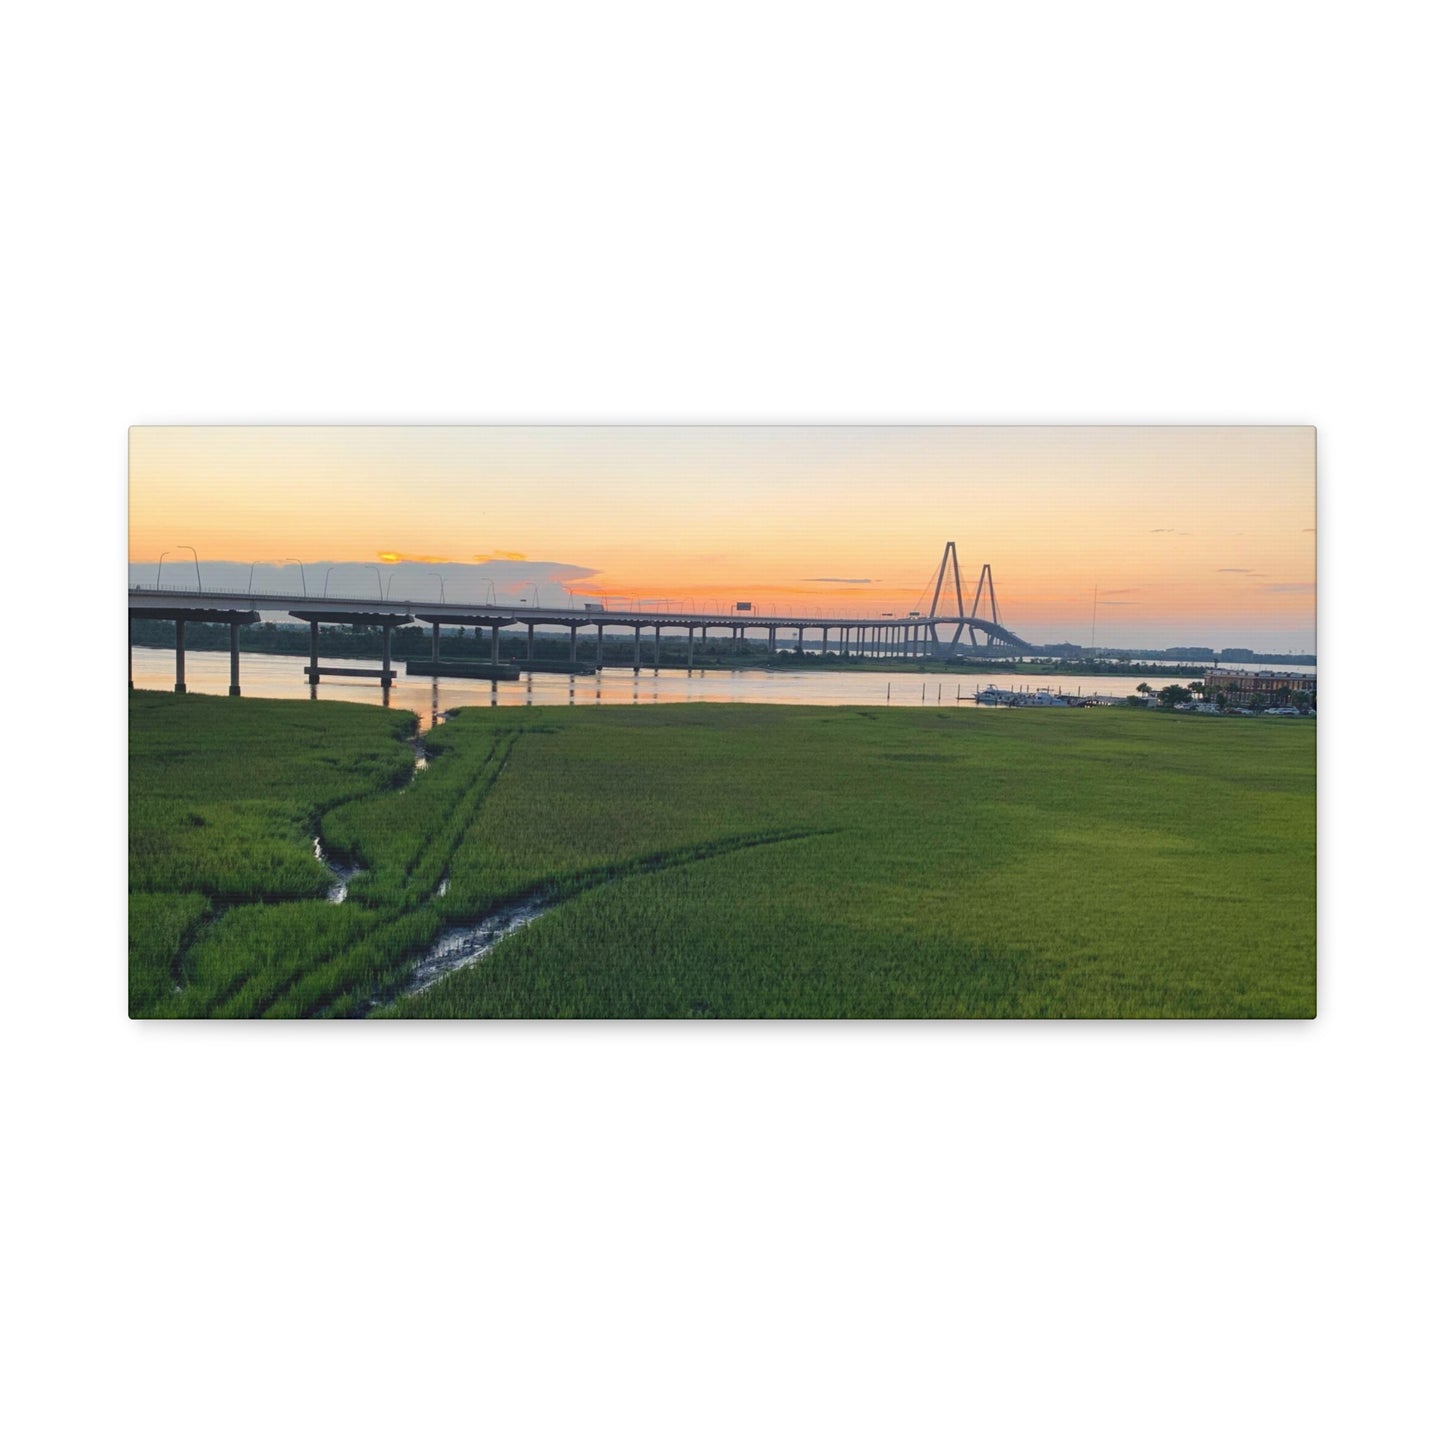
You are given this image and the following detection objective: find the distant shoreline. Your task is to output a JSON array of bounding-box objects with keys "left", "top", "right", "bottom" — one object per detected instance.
[{"left": 127, "top": 621, "right": 1311, "bottom": 681}]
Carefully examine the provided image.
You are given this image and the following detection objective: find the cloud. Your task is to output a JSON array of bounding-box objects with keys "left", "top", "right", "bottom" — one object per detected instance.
[
  {"left": 1097, "top": 599, "right": 1134, "bottom": 607},
  {"left": 1148, "top": 528, "right": 1176, "bottom": 533},
  {"left": 1259, "top": 581, "right": 1315, "bottom": 594},
  {"left": 377, "top": 550, "right": 452, "bottom": 564},
  {"left": 1217, "top": 568, "right": 1256, "bottom": 574},
  {"left": 1099, "top": 587, "right": 1140, "bottom": 597},
  {"left": 802, "top": 577, "right": 875, "bottom": 584},
  {"left": 1148, "top": 528, "right": 1192, "bottom": 535},
  {"left": 474, "top": 550, "right": 527, "bottom": 562}
]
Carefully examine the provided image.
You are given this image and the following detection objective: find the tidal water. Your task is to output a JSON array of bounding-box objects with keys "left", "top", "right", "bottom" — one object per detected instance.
[{"left": 128, "top": 645, "right": 1313, "bottom": 731}]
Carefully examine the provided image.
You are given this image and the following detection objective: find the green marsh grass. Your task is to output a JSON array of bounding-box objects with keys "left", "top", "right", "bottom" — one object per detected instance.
[{"left": 130, "top": 693, "right": 1316, "bottom": 1019}]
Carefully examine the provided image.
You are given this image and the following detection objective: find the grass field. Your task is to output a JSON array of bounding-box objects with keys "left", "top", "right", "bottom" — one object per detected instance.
[{"left": 128, "top": 691, "right": 1316, "bottom": 1018}]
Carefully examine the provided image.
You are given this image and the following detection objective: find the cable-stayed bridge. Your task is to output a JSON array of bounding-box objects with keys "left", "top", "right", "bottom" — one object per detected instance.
[{"left": 128, "top": 543, "right": 1031, "bottom": 693}]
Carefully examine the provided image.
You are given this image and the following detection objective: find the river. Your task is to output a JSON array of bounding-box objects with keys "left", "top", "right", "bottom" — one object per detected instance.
[{"left": 128, "top": 645, "right": 1314, "bottom": 730}]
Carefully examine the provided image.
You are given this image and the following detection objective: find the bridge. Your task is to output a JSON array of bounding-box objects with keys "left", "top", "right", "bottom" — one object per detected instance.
[{"left": 128, "top": 543, "right": 1032, "bottom": 694}]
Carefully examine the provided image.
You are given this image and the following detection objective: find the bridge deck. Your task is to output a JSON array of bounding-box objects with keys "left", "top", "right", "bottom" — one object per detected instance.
[{"left": 128, "top": 588, "right": 1029, "bottom": 647}]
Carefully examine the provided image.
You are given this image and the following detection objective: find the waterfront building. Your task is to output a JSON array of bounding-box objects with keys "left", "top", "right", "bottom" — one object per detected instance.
[{"left": 1203, "top": 668, "right": 1316, "bottom": 703}]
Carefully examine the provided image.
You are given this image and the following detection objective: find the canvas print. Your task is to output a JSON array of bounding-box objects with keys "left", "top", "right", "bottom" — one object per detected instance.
[{"left": 128, "top": 426, "right": 1317, "bottom": 1019}]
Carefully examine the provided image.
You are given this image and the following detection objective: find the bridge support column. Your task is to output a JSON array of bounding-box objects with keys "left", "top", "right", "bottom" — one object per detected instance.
[
  {"left": 686, "top": 626, "right": 694, "bottom": 669},
  {"left": 596, "top": 623, "right": 605, "bottom": 668},
  {"left": 797, "top": 627, "right": 804, "bottom": 655},
  {"left": 490, "top": 624, "right": 500, "bottom": 665},
  {"left": 431, "top": 622, "right": 440, "bottom": 664},
  {"left": 228, "top": 621, "right": 241, "bottom": 696},
  {"left": 174, "top": 619, "right": 186, "bottom": 693},
  {"left": 821, "top": 626, "right": 829, "bottom": 656},
  {"left": 632, "top": 626, "right": 641, "bottom": 671},
  {"left": 569, "top": 625, "right": 578, "bottom": 665},
  {"left": 654, "top": 625, "right": 662, "bottom": 667},
  {"left": 308, "top": 620, "right": 319, "bottom": 682},
  {"left": 527, "top": 623, "right": 535, "bottom": 661},
  {"left": 382, "top": 623, "right": 393, "bottom": 688}
]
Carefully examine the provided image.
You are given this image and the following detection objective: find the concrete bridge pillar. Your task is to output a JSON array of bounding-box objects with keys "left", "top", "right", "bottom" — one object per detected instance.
[
  {"left": 569, "top": 625, "right": 578, "bottom": 665},
  {"left": 654, "top": 624, "right": 662, "bottom": 667},
  {"left": 382, "top": 622, "right": 393, "bottom": 687},
  {"left": 596, "top": 623, "right": 605, "bottom": 668},
  {"left": 308, "top": 620, "right": 319, "bottom": 682},
  {"left": 229, "top": 621, "right": 241, "bottom": 696},
  {"left": 431, "top": 622, "right": 440, "bottom": 664},
  {"left": 174, "top": 619, "right": 186, "bottom": 693},
  {"left": 768, "top": 626, "right": 776, "bottom": 653},
  {"left": 821, "top": 626, "right": 829, "bottom": 656},
  {"left": 490, "top": 624, "right": 501, "bottom": 665},
  {"left": 632, "top": 625, "right": 641, "bottom": 671},
  {"left": 686, "top": 626, "right": 695, "bottom": 669},
  {"left": 527, "top": 623, "right": 535, "bottom": 661},
  {"left": 796, "top": 627, "right": 804, "bottom": 654}
]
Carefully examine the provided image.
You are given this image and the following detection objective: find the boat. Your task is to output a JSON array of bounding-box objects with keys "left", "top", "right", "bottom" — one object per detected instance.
[{"left": 974, "top": 685, "right": 1073, "bottom": 708}]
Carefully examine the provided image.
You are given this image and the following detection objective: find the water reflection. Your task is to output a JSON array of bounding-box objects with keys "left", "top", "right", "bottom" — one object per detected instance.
[{"left": 128, "top": 646, "right": 1273, "bottom": 732}]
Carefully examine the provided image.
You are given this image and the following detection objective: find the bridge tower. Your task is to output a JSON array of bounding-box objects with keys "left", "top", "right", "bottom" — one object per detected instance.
[
  {"left": 969, "top": 563, "right": 1003, "bottom": 648},
  {"left": 927, "top": 540, "right": 966, "bottom": 657},
  {"left": 926, "top": 542, "right": 1007, "bottom": 660}
]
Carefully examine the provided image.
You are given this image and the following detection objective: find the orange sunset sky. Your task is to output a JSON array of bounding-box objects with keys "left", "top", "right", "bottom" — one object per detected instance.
[{"left": 129, "top": 426, "right": 1316, "bottom": 651}]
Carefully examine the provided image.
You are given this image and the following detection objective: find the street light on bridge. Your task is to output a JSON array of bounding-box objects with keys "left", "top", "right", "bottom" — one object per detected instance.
[
  {"left": 178, "top": 545, "right": 202, "bottom": 593},
  {"left": 156, "top": 551, "right": 169, "bottom": 588},
  {"left": 282, "top": 559, "right": 307, "bottom": 597},
  {"left": 428, "top": 573, "right": 446, "bottom": 603},
  {"left": 323, "top": 567, "right": 335, "bottom": 597},
  {"left": 247, "top": 559, "right": 280, "bottom": 593},
  {"left": 365, "top": 565, "right": 383, "bottom": 600}
]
